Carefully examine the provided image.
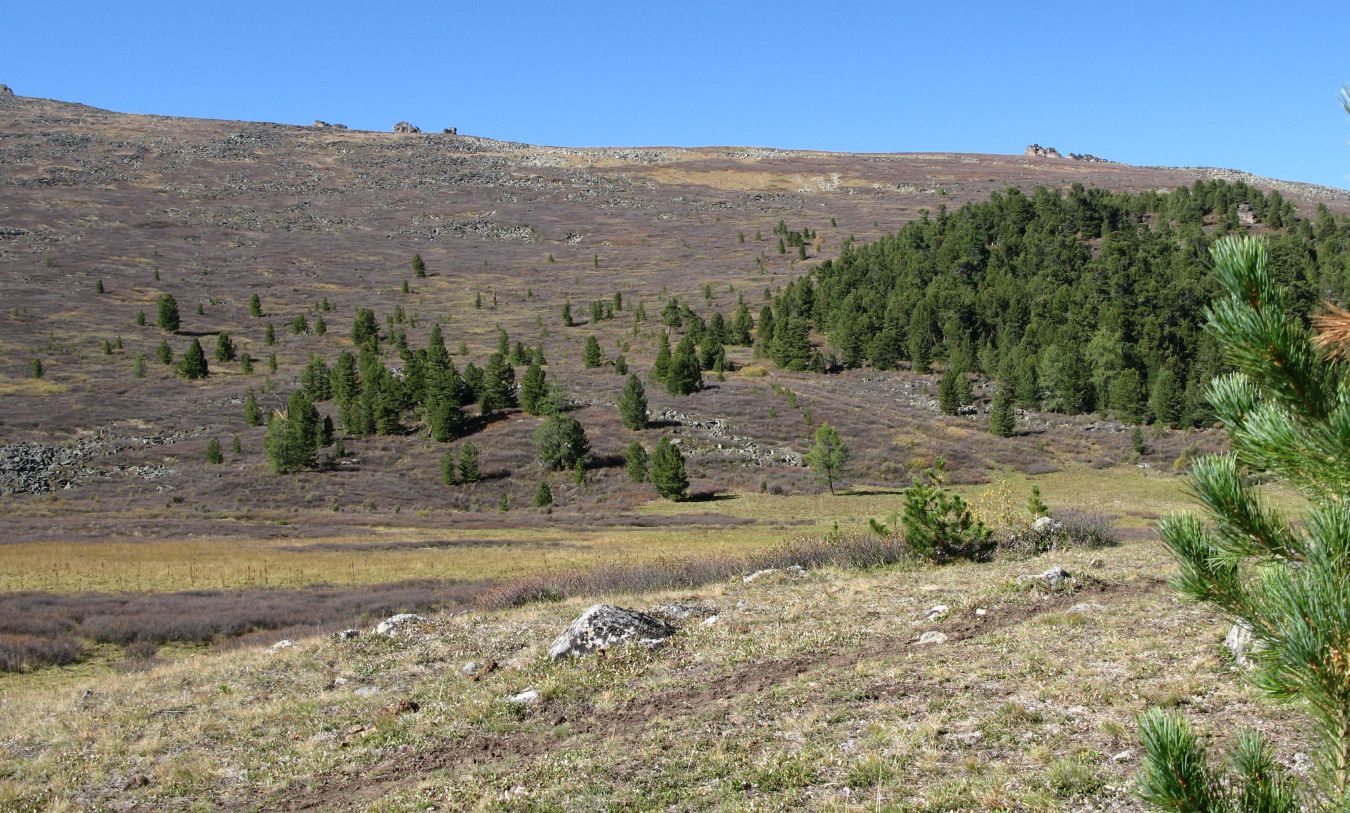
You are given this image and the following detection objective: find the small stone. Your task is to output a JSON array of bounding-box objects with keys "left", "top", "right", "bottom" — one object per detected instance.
[
  {"left": 702, "top": 614, "right": 720, "bottom": 626},
  {"left": 354, "top": 685, "right": 380, "bottom": 698},
  {"left": 1111, "top": 749, "right": 1135, "bottom": 763},
  {"left": 742, "top": 568, "right": 778, "bottom": 584},
  {"left": 334, "top": 629, "right": 360, "bottom": 640},
  {"left": 1018, "top": 565, "right": 1071, "bottom": 587},
  {"left": 916, "top": 631, "right": 948, "bottom": 645},
  {"left": 975, "top": 608, "right": 988, "bottom": 616},
  {"left": 507, "top": 689, "right": 540, "bottom": 705},
  {"left": 462, "top": 661, "right": 481, "bottom": 676},
  {"left": 925, "top": 604, "right": 950, "bottom": 621},
  {"left": 267, "top": 639, "right": 294, "bottom": 653},
  {"left": 1068, "top": 602, "right": 1104, "bottom": 614}
]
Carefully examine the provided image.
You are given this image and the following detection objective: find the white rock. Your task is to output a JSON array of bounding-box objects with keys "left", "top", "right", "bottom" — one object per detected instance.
[
  {"left": 916, "top": 631, "right": 948, "bottom": 645},
  {"left": 507, "top": 689, "right": 540, "bottom": 705},
  {"left": 1226, "top": 621, "right": 1264, "bottom": 668},
  {"left": 354, "top": 685, "right": 380, "bottom": 698},
  {"left": 462, "top": 661, "right": 481, "bottom": 676},
  {"left": 373, "top": 613, "right": 425, "bottom": 636},
  {"left": 334, "top": 629, "right": 360, "bottom": 640},
  {"left": 925, "top": 604, "right": 950, "bottom": 621},
  {"left": 267, "top": 639, "right": 294, "bottom": 654},
  {"left": 1068, "top": 602, "right": 1104, "bottom": 614},
  {"left": 742, "top": 568, "right": 778, "bottom": 584},
  {"left": 1111, "top": 749, "right": 1135, "bottom": 763},
  {"left": 975, "top": 608, "right": 988, "bottom": 616},
  {"left": 1031, "top": 516, "right": 1061, "bottom": 532},
  {"left": 701, "top": 615, "right": 720, "bottom": 626}
]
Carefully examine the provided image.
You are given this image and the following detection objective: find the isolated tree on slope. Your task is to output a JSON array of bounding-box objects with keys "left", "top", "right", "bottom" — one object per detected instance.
[
  {"left": 1138, "top": 236, "right": 1350, "bottom": 811},
  {"left": 618, "top": 374, "right": 649, "bottom": 430},
  {"left": 805, "top": 423, "right": 849, "bottom": 495},
  {"left": 649, "top": 436, "right": 688, "bottom": 501}
]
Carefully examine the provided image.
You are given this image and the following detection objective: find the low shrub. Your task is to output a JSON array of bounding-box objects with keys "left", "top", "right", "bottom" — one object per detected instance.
[
  {"left": 998, "top": 509, "right": 1119, "bottom": 557},
  {"left": 0, "top": 633, "right": 85, "bottom": 673}
]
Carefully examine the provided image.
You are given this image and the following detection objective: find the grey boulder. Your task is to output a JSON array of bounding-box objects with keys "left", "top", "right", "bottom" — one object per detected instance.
[{"left": 548, "top": 604, "right": 676, "bottom": 661}]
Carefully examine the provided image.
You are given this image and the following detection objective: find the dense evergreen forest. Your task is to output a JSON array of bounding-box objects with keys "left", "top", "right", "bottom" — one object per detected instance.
[{"left": 765, "top": 180, "right": 1350, "bottom": 427}]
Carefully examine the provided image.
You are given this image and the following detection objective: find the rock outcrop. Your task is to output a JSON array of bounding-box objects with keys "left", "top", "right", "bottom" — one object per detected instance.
[
  {"left": 0, "top": 84, "right": 14, "bottom": 97},
  {"left": 392, "top": 121, "right": 421, "bottom": 134},
  {"left": 548, "top": 604, "right": 676, "bottom": 661},
  {"left": 1024, "top": 143, "right": 1062, "bottom": 158}
]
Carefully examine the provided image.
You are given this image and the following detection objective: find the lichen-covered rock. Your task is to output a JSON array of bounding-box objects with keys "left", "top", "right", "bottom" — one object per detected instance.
[{"left": 548, "top": 604, "right": 676, "bottom": 661}]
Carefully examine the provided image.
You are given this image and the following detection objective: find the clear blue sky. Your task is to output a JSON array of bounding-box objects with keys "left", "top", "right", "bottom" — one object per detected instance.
[{"left": 6, "top": 1, "right": 1350, "bottom": 188}]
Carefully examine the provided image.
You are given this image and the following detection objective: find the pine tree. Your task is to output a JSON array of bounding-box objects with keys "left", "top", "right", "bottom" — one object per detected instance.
[
  {"left": 533, "top": 480, "right": 553, "bottom": 507},
  {"left": 1109, "top": 368, "right": 1146, "bottom": 424},
  {"left": 351, "top": 308, "right": 379, "bottom": 349},
  {"left": 244, "top": 388, "right": 262, "bottom": 426},
  {"left": 239, "top": 352, "right": 254, "bottom": 374},
  {"left": 157, "top": 341, "right": 172, "bottom": 365},
  {"left": 301, "top": 355, "right": 332, "bottom": 401},
  {"left": 231, "top": 435, "right": 242, "bottom": 454},
  {"left": 533, "top": 414, "right": 590, "bottom": 471},
  {"left": 457, "top": 441, "right": 480, "bottom": 484},
  {"left": 625, "top": 440, "right": 649, "bottom": 482},
  {"left": 95, "top": 279, "right": 104, "bottom": 294},
  {"left": 314, "top": 315, "right": 327, "bottom": 336},
  {"left": 519, "top": 362, "right": 548, "bottom": 416},
  {"left": 264, "top": 390, "right": 320, "bottom": 473},
  {"left": 480, "top": 352, "right": 517, "bottom": 414},
  {"left": 649, "top": 436, "right": 688, "bottom": 501},
  {"left": 411, "top": 253, "right": 426, "bottom": 278},
  {"left": 157, "top": 294, "right": 180, "bottom": 332},
  {"left": 1138, "top": 235, "right": 1342, "bottom": 811},
  {"left": 667, "top": 336, "right": 703, "bottom": 395},
  {"left": 178, "top": 339, "right": 209, "bottom": 379},
  {"left": 424, "top": 372, "right": 466, "bottom": 441},
  {"left": 249, "top": 294, "right": 262, "bottom": 317},
  {"left": 804, "top": 423, "right": 849, "bottom": 495},
  {"left": 1150, "top": 366, "right": 1185, "bottom": 428},
  {"left": 562, "top": 302, "right": 574, "bottom": 327},
  {"left": 618, "top": 374, "right": 649, "bottom": 430},
  {"left": 989, "top": 385, "right": 1015, "bottom": 437},
  {"left": 264, "top": 324, "right": 276, "bottom": 346},
  {"left": 651, "top": 332, "right": 672, "bottom": 383},
  {"left": 214, "top": 332, "right": 237, "bottom": 362},
  {"left": 133, "top": 354, "right": 145, "bottom": 378},
  {"left": 614, "top": 354, "right": 628, "bottom": 375},
  {"left": 938, "top": 365, "right": 962, "bottom": 415},
  {"left": 30, "top": 359, "right": 42, "bottom": 378},
  {"left": 583, "top": 335, "right": 603, "bottom": 368},
  {"left": 205, "top": 437, "right": 222, "bottom": 464},
  {"left": 136, "top": 311, "right": 146, "bottom": 326}
]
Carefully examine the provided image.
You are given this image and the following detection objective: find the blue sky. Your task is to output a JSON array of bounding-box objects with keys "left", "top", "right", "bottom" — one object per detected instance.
[{"left": 6, "top": 1, "right": 1350, "bottom": 188}]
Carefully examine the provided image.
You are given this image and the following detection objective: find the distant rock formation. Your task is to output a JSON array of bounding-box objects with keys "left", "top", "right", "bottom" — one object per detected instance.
[
  {"left": 1237, "top": 201, "right": 1257, "bottom": 225},
  {"left": 392, "top": 121, "right": 421, "bottom": 134},
  {"left": 442, "top": 127, "right": 458, "bottom": 135},
  {"left": 0, "top": 84, "right": 13, "bottom": 97},
  {"left": 312, "top": 120, "right": 347, "bottom": 130},
  {"left": 1025, "top": 144, "right": 1114, "bottom": 163}
]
